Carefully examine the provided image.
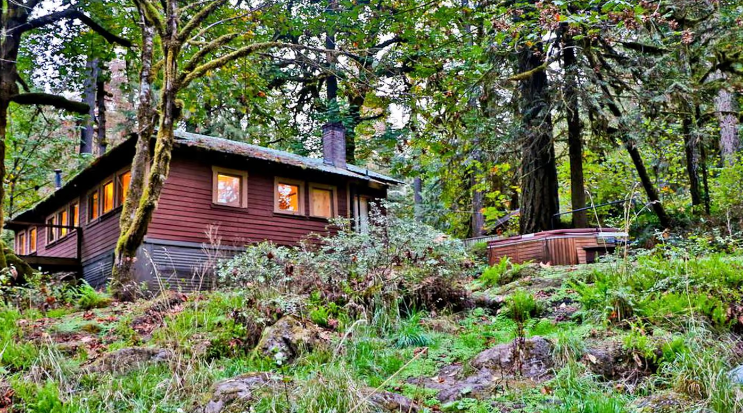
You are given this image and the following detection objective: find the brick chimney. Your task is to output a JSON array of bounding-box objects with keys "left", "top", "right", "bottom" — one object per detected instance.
[{"left": 322, "top": 122, "right": 347, "bottom": 168}]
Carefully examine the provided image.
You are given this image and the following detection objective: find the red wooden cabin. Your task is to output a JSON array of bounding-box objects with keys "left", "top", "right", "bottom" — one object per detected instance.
[{"left": 7, "top": 124, "right": 400, "bottom": 290}]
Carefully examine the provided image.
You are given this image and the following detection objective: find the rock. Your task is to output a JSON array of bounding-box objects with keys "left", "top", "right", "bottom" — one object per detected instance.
[
  {"left": 633, "top": 391, "right": 691, "bottom": 413},
  {"left": 256, "top": 315, "right": 322, "bottom": 364},
  {"left": 83, "top": 347, "right": 173, "bottom": 374},
  {"left": 471, "top": 336, "right": 553, "bottom": 379},
  {"left": 193, "top": 373, "right": 279, "bottom": 413},
  {"left": 365, "top": 388, "right": 420, "bottom": 412},
  {"left": 729, "top": 364, "right": 743, "bottom": 384}
]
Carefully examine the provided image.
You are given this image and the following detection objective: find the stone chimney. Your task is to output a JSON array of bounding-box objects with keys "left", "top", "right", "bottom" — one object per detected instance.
[{"left": 322, "top": 122, "right": 347, "bottom": 169}]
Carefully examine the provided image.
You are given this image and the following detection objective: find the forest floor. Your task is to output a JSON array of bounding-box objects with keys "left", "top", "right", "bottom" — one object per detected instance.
[{"left": 3, "top": 254, "right": 743, "bottom": 412}]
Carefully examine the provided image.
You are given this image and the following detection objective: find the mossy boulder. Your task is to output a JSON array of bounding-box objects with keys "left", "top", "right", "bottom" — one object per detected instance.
[
  {"left": 471, "top": 336, "right": 553, "bottom": 378},
  {"left": 193, "top": 372, "right": 279, "bottom": 413},
  {"left": 256, "top": 315, "right": 322, "bottom": 364},
  {"left": 83, "top": 347, "right": 173, "bottom": 374}
]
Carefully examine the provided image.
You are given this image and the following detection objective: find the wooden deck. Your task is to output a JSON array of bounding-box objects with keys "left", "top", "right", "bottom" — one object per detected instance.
[{"left": 21, "top": 255, "right": 81, "bottom": 272}]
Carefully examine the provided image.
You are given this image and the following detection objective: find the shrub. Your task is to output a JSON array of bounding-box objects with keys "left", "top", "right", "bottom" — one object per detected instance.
[
  {"left": 218, "top": 205, "right": 473, "bottom": 319},
  {"left": 506, "top": 290, "right": 540, "bottom": 324},
  {"left": 76, "top": 282, "right": 112, "bottom": 310}
]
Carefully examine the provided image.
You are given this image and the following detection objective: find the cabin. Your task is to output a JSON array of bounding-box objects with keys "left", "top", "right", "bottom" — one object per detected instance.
[
  {"left": 487, "top": 228, "right": 628, "bottom": 266},
  {"left": 7, "top": 124, "right": 401, "bottom": 290}
]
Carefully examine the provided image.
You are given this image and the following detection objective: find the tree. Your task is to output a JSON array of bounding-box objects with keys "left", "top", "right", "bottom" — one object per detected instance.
[
  {"left": 112, "top": 0, "right": 340, "bottom": 299},
  {"left": 0, "top": 0, "right": 130, "bottom": 268}
]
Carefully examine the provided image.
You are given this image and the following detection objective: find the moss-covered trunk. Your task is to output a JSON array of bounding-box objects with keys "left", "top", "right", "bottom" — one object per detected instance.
[{"left": 111, "top": 1, "right": 180, "bottom": 300}]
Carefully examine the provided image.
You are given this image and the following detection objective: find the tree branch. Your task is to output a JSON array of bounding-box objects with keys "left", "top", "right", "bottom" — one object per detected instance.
[
  {"left": 180, "top": 42, "right": 342, "bottom": 88},
  {"left": 10, "top": 93, "right": 89, "bottom": 114},
  {"left": 181, "top": 32, "right": 241, "bottom": 73},
  {"left": 18, "top": 8, "right": 132, "bottom": 47},
  {"left": 177, "top": 0, "right": 229, "bottom": 42}
]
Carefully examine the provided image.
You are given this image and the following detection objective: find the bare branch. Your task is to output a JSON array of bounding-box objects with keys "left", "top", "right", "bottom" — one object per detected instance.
[
  {"left": 10, "top": 93, "right": 89, "bottom": 114},
  {"left": 18, "top": 8, "right": 132, "bottom": 47}
]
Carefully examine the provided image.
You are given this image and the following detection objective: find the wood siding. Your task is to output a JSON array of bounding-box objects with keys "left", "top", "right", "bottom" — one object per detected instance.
[
  {"left": 147, "top": 153, "right": 381, "bottom": 247},
  {"left": 488, "top": 229, "right": 622, "bottom": 266}
]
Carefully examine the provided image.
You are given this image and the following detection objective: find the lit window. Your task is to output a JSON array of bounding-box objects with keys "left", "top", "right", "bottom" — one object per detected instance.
[
  {"left": 309, "top": 185, "right": 335, "bottom": 218},
  {"left": 70, "top": 203, "right": 79, "bottom": 227},
  {"left": 58, "top": 210, "right": 68, "bottom": 237},
  {"left": 212, "top": 168, "right": 247, "bottom": 208},
  {"left": 47, "top": 217, "right": 56, "bottom": 243},
  {"left": 29, "top": 227, "right": 37, "bottom": 253},
  {"left": 17, "top": 232, "right": 26, "bottom": 255},
  {"left": 89, "top": 191, "right": 100, "bottom": 221},
  {"left": 217, "top": 174, "right": 242, "bottom": 207},
  {"left": 118, "top": 171, "right": 131, "bottom": 205},
  {"left": 275, "top": 180, "right": 303, "bottom": 214},
  {"left": 103, "top": 181, "right": 115, "bottom": 213}
]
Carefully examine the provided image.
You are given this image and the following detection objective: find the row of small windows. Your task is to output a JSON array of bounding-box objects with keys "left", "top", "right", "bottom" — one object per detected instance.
[
  {"left": 212, "top": 168, "right": 337, "bottom": 219},
  {"left": 45, "top": 170, "right": 131, "bottom": 245},
  {"left": 15, "top": 227, "right": 36, "bottom": 255}
]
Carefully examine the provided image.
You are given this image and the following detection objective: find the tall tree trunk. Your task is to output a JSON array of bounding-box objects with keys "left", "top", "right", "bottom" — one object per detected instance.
[
  {"left": 96, "top": 75, "right": 108, "bottom": 155},
  {"left": 0, "top": 101, "right": 9, "bottom": 268},
  {"left": 471, "top": 167, "right": 484, "bottom": 237},
  {"left": 112, "top": 4, "right": 177, "bottom": 300},
  {"left": 413, "top": 176, "right": 423, "bottom": 222},
  {"left": 713, "top": 71, "right": 740, "bottom": 165},
  {"left": 518, "top": 45, "right": 559, "bottom": 234},
  {"left": 80, "top": 58, "right": 99, "bottom": 154},
  {"left": 346, "top": 94, "right": 364, "bottom": 164},
  {"left": 562, "top": 32, "right": 587, "bottom": 228},
  {"left": 682, "top": 116, "right": 702, "bottom": 208},
  {"left": 585, "top": 48, "right": 671, "bottom": 228}
]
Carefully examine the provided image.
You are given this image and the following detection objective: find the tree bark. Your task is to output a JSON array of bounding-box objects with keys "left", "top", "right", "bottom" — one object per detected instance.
[
  {"left": 682, "top": 116, "right": 702, "bottom": 208},
  {"left": 712, "top": 71, "right": 740, "bottom": 165},
  {"left": 112, "top": 1, "right": 182, "bottom": 300},
  {"left": 96, "top": 76, "right": 108, "bottom": 155},
  {"left": 518, "top": 45, "right": 559, "bottom": 234},
  {"left": 80, "top": 58, "right": 99, "bottom": 154},
  {"left": 413, "top": 176, "right": 423, "bottom": 222},
  {"left": 562, "top": 33, "right": 587, "bottom": 228}
]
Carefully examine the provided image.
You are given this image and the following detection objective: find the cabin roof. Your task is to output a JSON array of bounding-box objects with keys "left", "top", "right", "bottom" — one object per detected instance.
[
  {"left": 8, "top": 131, "right": 401, "bottom": 227},
  {"left": 173, "top": 130, "right": 402, "bottom": 185}
]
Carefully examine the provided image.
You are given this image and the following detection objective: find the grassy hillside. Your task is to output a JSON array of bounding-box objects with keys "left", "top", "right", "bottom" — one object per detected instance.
[{"left": 2, "top": 218, "right": 743, "bottom": 412}]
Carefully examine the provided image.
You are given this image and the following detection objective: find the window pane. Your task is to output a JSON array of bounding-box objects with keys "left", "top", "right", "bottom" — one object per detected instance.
[
  {"left": 18, "top": 233, "right": 25, "bottom": 255},
  {"left": 118, "top": 171, "right": 131, "bottom": 204},
  {"left": 103, "top": 182, "right": 115, "bottom": 213},
  {"left": 90, "top": 191, "right": 99, "bottom": 220},
  {"left": 310, "top": 188, "right": 333, "bottom": 218},
  {"left": 47, "top": 217, "right": 56, "bottom": 242},
  {"left": 71, "top": 203, "right": 79, "bottom": 227},
  {"left": 29, "top": 228, "right": 37, "bottom": 253},
  {"left": 217, "top": 174, "right": 241, "bottom": 206},
  {"left": 277, "top": 183, "right": 300, "bottom": 212},
  {"left": 60, "top": 211, "right": 68, "bottom": 237}
]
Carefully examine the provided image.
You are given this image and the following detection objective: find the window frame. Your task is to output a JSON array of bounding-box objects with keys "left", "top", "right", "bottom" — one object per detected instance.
[
  {"left": 28, "top": 227, "right": 37, "bottom": 254},
  {"left": 17, "top": 231, "right": 26, "bottom": 255},
  {"left": 70, "top": 201, "right": 80, "bottom": 228},
  {"left": 101, "top": 179, "right": 115, "bottom": 215},
  {"left": 88, "top": 188, "right": 100, "bottom": 223},
  {"left": 46, "top": 216, "right": 56, "bottom": 244},
  {"left": 308, "top": 183, "right": 337, "bottom": 219},
  {"left": 274, "top": 177, "right": 305, "bottom": 215},
  {"left": 117, "top": 170, "right": 132, "bottom": 206},
  {"left": 212, "top": 166, "right": 248, "bottom": 208}
]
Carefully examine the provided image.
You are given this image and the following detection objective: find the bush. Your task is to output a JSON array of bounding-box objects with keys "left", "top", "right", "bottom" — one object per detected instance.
[
  {"left": 76, "top": 282, "right": 112, "bottom": 310},
  {"left": 218, "top": 205, "right": 473, "bottom": 319}
]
